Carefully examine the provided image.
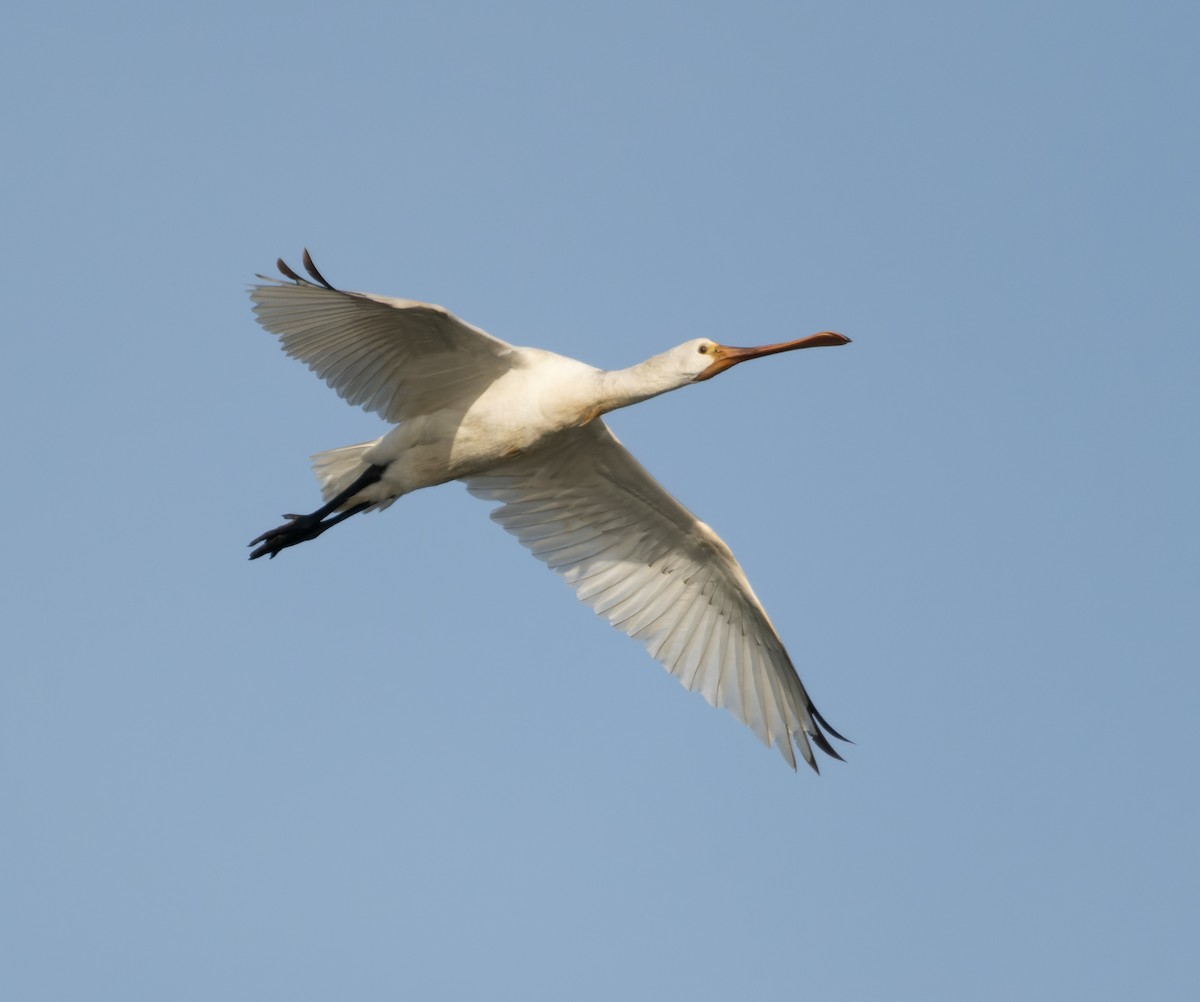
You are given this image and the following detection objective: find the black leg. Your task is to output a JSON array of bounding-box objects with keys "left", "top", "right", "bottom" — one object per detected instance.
[{"left": 248, "top": 465, "right": 386, "bottom": 560}]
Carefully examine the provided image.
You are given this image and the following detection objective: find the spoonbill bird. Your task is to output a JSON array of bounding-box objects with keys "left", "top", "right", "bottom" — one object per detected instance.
[{"left": 249, "top": 252, "right": 851, "bottom": 770}]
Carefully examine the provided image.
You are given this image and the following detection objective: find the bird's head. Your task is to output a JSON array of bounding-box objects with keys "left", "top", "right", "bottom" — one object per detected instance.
[{"left": 678, "top": 332, "right": 851, "bottom": 383}]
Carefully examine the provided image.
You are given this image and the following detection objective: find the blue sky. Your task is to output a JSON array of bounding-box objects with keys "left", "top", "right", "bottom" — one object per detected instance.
[{"left": 2, "top": 2, "right": 1196, "bottom": 998}]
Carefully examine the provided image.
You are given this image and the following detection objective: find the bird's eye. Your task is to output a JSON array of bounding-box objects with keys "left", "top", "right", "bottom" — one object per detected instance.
[{"left": 698, "top": 344, "right": 709, "bottom": 354}]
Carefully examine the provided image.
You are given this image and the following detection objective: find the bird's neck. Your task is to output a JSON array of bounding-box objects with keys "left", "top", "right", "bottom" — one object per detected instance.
[{"left": 594, "top": 354, "right": 690, "bottom": 414}]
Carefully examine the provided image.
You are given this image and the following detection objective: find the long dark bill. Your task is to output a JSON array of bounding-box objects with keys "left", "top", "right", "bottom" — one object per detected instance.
[{"left": 693, "top": 331, "right": 851, "bottom": 381}]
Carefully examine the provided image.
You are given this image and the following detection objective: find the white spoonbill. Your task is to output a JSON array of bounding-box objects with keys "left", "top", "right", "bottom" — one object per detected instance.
[{"left": 249, "top": 252, "right": 851, "bottom": 771}]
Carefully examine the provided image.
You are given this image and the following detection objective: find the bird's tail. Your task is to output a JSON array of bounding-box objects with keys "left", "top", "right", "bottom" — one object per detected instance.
[{"left": 311, "top": 442, "right": 386, "bottom": 509}]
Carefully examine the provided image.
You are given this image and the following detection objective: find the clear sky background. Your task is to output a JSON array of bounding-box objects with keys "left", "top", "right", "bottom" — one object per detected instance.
[{"left": 2, "top": 2, "right": 1196, "bottom": 999}]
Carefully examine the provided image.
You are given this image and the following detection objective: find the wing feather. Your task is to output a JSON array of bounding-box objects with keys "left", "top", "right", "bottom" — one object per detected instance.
[
  {"left": 463, "top": 421, "right": 843, "bottom": 770},
  {"left": 250, "top": 256, "right": 520, "bottom": 422}
]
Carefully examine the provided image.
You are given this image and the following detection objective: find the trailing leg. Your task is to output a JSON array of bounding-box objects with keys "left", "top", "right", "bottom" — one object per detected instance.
[{"left": 248, "top": 464, "right": 385, "bottom": 560}]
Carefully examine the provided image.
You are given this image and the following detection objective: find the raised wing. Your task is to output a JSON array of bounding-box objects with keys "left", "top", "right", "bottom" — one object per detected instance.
[
  {"left": 463, "top": 421, "right": 846, "bottom": 770},
  {"left": 249, "top": 251, "right": 521, "bottom": 423}
]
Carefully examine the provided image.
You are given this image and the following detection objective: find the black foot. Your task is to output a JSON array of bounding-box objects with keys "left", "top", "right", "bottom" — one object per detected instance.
[
  {"left": 248, "top": 513, "right": 326, "bottom": 560},
  {"left": 249, "top": 466, "right": 385, "bottom": 562},
  {"left": 248, "top": 500, "right": 373, "bottom": 560}
]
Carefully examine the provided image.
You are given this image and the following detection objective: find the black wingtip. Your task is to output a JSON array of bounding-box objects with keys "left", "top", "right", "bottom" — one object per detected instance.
[
  {"left": 811, "top": 703, "right": 852, "bottom": 745},
  {"left": 302, "top": 248, "right": 335, "bottom": 289},
  {"left": 276, "top": 257, "right": 306, "bottom": 284},
  {"left": 810, "top": 727, "right": 846, "bottom": 763},
  {"left": 275, "top": 251, "right": 337, "bottom": 290}
]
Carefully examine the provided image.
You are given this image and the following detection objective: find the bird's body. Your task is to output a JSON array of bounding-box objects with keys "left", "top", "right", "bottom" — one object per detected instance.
[
  {"left": 249, "top": 252, "right": 851, "bottom": 771},
  {"left": 331, "top": 351, "right": 628, "bottom": 497},
  {"left": 314, "top": 343, "right": 734, "bottom": 504}
]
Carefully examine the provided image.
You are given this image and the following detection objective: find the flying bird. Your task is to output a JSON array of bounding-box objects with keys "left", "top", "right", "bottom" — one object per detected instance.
[{"left": 249, "top": 252, "right": 851, "bottom": 770}]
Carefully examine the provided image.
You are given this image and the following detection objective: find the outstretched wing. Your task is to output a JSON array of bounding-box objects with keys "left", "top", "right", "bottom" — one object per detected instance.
[
  {"left": 463, "top": 421, "right": 846, "bottom": 770},
  {"left": 249, "top": 251, "right": 522, "bottom": 423}
]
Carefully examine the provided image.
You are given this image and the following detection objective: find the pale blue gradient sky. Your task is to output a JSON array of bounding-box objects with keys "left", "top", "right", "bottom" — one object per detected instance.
[{"left": 2, "top": 2, "right": 1196, "bottom": 999}]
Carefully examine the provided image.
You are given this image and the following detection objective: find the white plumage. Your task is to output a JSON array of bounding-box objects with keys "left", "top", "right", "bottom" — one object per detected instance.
[{"left": 249, "top": 252, "right": 850, "bottom": 770}]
